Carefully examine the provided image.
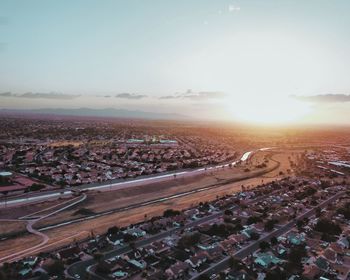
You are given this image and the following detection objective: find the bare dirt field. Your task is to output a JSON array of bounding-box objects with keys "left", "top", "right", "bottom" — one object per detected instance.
[
  {"left": 33, "top": 150, "right": 279, "bottom": 228},
  {"left": 0, "top": 221, "right": 26, "bottom": 237},
  {"left": 0, "top": 197, "right": 79, "bottom": 220},
  {"left": 0, "top": 150, "right": 298, "bottom": 260},
  {"left": 0, "top": 232, "right": 42, "bottom": 261}
]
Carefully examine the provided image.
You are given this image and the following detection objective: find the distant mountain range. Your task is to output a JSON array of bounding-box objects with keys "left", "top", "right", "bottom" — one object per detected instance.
[{"left": 0, "top": 108, "right": 188, "bottom": 120}]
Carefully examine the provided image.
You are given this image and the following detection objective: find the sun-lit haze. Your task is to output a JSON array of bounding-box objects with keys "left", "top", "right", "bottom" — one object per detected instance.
[
  {"left": 2, "top": 2, "right": 350, "bottom": 276},
  {"left": 1, "top": 0, "right": 350, "bottom": 124}
]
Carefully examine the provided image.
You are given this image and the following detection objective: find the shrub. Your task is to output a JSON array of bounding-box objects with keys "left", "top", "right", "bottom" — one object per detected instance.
[
  {"left": 250, "top": 232, "right": 260, "bottom": 240},
  {"left": 163, "top": 209, "right": 181, "bottom": 217},
  {"left": 178, "top": 232, "right": 201, "bottom": 249},
  {"left": 73, "top": 208, "right": 95, "bottom": 216},
  {"left": 314, "top": 218, "right": 341, "bottom": 236}
]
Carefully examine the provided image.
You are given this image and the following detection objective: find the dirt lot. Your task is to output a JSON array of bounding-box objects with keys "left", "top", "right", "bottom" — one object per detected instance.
[
  {"left": 0, "top": 234, "right": 42, "bottom": 260},
  {"left": 33, "top": 150, "right": 279, "bottom": 228},
  {"left": 0, "top": 150, "right": 298, "bottom": 260},
  {"left": 0, "top": 221, "right": 26, "bottom": 237},
  {"left": 0, "top": 197, "right": 78, "bottom": 220}
]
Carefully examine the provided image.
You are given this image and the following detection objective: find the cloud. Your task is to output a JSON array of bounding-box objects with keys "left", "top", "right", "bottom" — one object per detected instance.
[
  {"left": 159, "top": 95, "right": 178, "bottom": 100},
  {"left": 228, "top": 5, "right": 241, "bottom": 12},
  {"left": 159, "top": 90, "right": 226, "bottom": 100},
  {"left": 21, "top": 92, "right": 80, "bottom": 99},
  {"left": 115, "top": 93, "right": 147, "bottom": 99},
  {"left": 184, "top": 91, "right": 226, "bottom": 100},
  {"left": 292, "top": 94, "right": 350, "bottom": 103},
  {"left": 1, "top": 92, "right": 146, "bottom": 100},
  {"left": 0, "top": 92, "right": 80, "bottom": 99},
  {"left": 0, "top": 92, "right": 12, "bottom": 97}
]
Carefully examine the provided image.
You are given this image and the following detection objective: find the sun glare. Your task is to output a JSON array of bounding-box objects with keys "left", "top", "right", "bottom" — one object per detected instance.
[{"left": 227, "top": 96, "right": 312, "bottom": 124}]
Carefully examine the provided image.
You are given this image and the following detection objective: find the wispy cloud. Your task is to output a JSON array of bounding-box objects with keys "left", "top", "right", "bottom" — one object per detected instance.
[
  {"left": 159, "top": 90, "right": 225, "bottom": 100},
  {"left": 184, "top": 91, "right": 226, "bottom": 100},
  {"left": 292, "top": 94, "right": 350, "bottom": 103},
  {"left": 228, "top": 5, "right": 241, "bottom": 12},
  {"left": 159, "top": 95, "right": 177, "bottom": 100},
  {"left": 21, "top": 92, "right": 80, "bottom": 99},
  {"left": 0, "top": 92, "right": 80, "bottom": 99},
  {"left": 0, "top": 92, "right": 12, "bottom": 97},
  {"left": 115, "top": 93, "right": 147, "bottom": 99}
]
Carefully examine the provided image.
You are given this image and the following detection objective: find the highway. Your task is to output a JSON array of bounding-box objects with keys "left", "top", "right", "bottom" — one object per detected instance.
[
  {"left": 38, "top": 156, "right": 279, "bottom": 233},
  {"left": 0, "top": 148, "right": 270, "bottom": 208},
  {"left": 0, "top": 146, "right": 278, "bottom": 268},
  {"left": 0, "top": 147, "right": 274, "bottom": 278}
]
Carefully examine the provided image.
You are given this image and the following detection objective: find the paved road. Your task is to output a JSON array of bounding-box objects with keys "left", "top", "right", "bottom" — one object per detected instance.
[
  {"left": 66, "top": 213, "right": 224, "bottom": 279},
  {"left": 38, "top": 156, "right": 280, "bottom": 233},
  {"left": 66, "top": 190, "right": 282, "bottom": 279},
  {"left": 190, "top": 190, "right": 345, "bottom": 279},
  {"left": 1, "top": 149, "right": 268, "bottom": 208},
  {"left": 0, "top": 194, "right": 87, "bottom": 264}
]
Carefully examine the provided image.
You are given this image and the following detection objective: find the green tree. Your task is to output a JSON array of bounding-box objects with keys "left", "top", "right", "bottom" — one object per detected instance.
[
  {"left": 93, "top": 252, "right": 104, "bottom": 264},
  {"left": 107, "top": 226, "right": 119, "bottom": 235},
  {"left": 163, "top": 209, "right": 180, "bottom": 217},
  {"left": 250, "top": 232, "right": 260, "bottom": 240},
  {"left": 270, "top": 236, "right": 278, "bottom": 246},
  {"left": 264, "top": 219, "right": 277, "bottom": 231},
  {"left": 178, "top": 232, "right": 201, "bottom": 249},
  {"left": 296, "top": 220, "right": 304, "bottom": 230},
  {"left": 314, "top": 218, "right": 341, "bottom": 236},
  {"left": 259, "top": 241, "right": 270, "bottom": 251},
  {"left": 198, "top": 275, "right": 210, "bottom": 280},
  {"left": 288, "top": 245, "right": 307, "bottom": 270},
  {"left": 47, "top": 260, "right": 64, "bottom": 276},
  {"left": 228, "top": 257, "right": 243, "bottom": 270}
]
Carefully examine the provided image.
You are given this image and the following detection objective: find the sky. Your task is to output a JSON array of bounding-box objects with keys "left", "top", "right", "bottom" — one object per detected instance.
[{"left": 1, "top": 0, "right": 350, "bottom": 124}]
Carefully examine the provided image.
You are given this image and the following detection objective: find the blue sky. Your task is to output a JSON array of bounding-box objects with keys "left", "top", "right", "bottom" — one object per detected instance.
[{"left": 1, "top": 0, "right": 350, "bottom": 124}]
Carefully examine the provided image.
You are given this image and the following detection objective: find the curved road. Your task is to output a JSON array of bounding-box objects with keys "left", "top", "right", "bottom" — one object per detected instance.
[
  {"left": 0, "top": 148, "right": 272, "bottom": 269},
  {"left": 0, "top": 194, "right": 87, "bottom": 264}
]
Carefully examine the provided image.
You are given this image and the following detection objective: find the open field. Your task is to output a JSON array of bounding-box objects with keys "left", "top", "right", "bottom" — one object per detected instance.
[
  {"left": 33, "top": 150, "right": 284, "bottom": 228},
  {"left": 0, "top": 197, "right": 81, "bottom": 220},
  {"left": 0, "top": 234, "right": 42, "bottom": 260},
  {"left": 0, "top": 150, "right": 299, "bottom": 260},
  {"left": 0, "top": 220, "right": 26, "bottom": 237}
]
